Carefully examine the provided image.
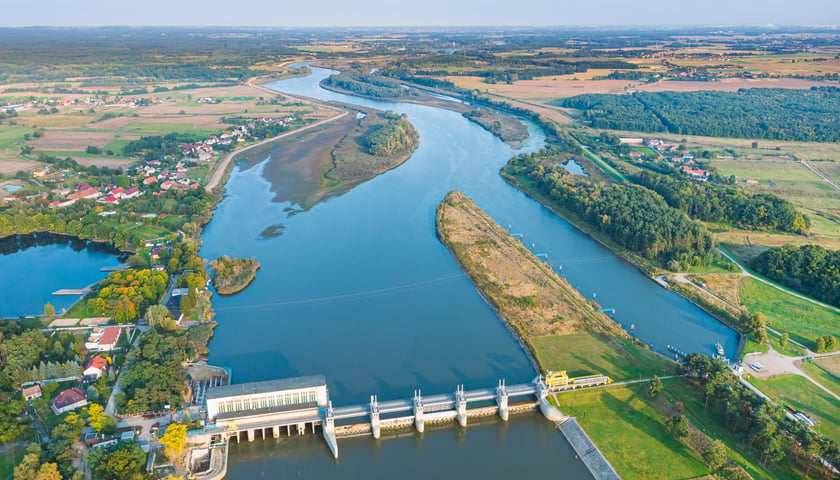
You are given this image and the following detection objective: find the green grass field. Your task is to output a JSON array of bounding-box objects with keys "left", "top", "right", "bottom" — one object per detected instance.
[
  {"left": 531, "top": 332, "right": 676, "bottom": 382},
  {"left": 664, "top": 378, "right": 801, "bottom": 480},
  {"left": 740, "top": 277, "right": 840, "bottom": 347},
  {"left": 748, "top": 374, "right": 840, "bottom": 443},
  {"left": 742, "top": 339, "right": 769, "bottom": 357},
  {"left": 0, "top": 126, "right": 28, "bottom": 149},
  {"left": 768, "top": 331, "right": 806, "bottom": 357},
  {"left": 552, "top": 383, "right": 709, "bottom": 480},
  {"left": 120, "top": 121, "right": 217, "bottom": 137},
  {"left": 800, "top": 359, "right": 840, "bottom": 398},
  {"left": 103, "top": 139, "right": 132, "bottom": 153}
]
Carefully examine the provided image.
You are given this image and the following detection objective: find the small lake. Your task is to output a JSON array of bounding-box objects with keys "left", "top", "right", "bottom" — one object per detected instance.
[{"left": 0, "top": 233, "right": 122, "bottom": 318}]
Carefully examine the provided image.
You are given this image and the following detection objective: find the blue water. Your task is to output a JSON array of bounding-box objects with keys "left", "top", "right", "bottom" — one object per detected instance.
[{"left": 200, "top": 66, "right": 738, "bottom": 477}]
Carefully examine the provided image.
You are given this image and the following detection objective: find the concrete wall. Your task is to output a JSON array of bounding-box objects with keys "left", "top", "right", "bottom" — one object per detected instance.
[{"left": 557, "top": 418, "right": 621, "bottom": 480}]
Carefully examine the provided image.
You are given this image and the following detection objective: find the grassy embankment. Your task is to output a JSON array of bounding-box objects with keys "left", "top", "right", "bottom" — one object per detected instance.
[
  {"left": 436, "top": 190, "right": 717, "bottom": 479},
  {"left": 740, "top": 277, "right": 839, "bottom": 348},
  {"left": 801, "top": 357, "right": 840, "bottom": 397}
]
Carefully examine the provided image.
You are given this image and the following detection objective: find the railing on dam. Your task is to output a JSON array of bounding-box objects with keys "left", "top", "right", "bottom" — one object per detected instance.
[{"left": 188, "top": 376, "right": 566, "bottom": 460}]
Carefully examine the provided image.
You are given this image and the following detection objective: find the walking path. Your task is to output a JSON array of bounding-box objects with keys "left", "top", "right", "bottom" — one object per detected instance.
[
  {"left": 717, "top": 248, "right": 840, "bottom": 314},
  {"left": 800, "top": 159, "right": 840, "bottom": 193}
]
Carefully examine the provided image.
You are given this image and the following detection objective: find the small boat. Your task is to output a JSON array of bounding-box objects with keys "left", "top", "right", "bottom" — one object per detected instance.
[{"left": 715, "top": 342, "right": 725, "bottom": 356}]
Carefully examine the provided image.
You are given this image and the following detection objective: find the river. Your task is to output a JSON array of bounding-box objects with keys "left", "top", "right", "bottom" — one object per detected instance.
[{"left": 199, "top": 66, "right": 738, "bottom": 477}]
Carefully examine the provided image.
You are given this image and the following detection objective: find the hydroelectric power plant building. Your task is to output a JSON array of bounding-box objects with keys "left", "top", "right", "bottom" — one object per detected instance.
[{"left": 187, "top": 374, "right": 620, "bottom": 480}]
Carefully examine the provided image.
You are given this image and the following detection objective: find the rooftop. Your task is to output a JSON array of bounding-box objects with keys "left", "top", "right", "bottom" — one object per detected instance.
[{"left": 206, "top": 375, "right": 326, "bottom": 401}]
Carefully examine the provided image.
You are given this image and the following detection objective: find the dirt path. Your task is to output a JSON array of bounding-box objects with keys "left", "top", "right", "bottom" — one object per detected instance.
[{"left": 800, "top": 159, "right": 840, "bottom": 193}]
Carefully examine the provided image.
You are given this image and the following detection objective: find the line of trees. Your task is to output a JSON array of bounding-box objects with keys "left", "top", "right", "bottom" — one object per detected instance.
[
  {"left": 505, "top": 152, "right": 717, "bottom": 268},
  {"left": 322, "top": 71, "right": 417, "bottom": 99},
  {"left": 682, "top": 353, "right": 839, "bottom": 475},
  {"left": 633, "top": 170, "right": 810, "bottom": 234},
  {"left": 560, "top": 88, "right": 840, "bottom": 142},
  {"left": 751, "top": 244, "right": 840, "bottom": 308}
]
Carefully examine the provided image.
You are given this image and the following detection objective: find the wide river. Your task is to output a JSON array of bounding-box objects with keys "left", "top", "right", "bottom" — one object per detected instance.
[{"left": 200, "top": 67, "right": 738, "bottom": 478}]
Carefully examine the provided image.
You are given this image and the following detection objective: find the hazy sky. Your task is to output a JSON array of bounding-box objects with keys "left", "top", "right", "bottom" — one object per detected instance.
[{"left": 3, "top": 0, "right": 838, "bottom": 27}]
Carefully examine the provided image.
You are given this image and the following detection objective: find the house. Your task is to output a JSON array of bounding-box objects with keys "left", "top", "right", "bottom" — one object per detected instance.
[
  {"left": 84, "top": 326, "right": 121, "bottom": 352},
  {"left": 2, "top": 195, "right": 17, "bottom": 202},
  {"left": 143, "top": 176, "right": 158, "bottom": 185},
  {"left": 123, "top": 187, "right": 140, "bottom": 199},
  {"left": 84, "top": 355, "right": 108, "bottom": 379},
  {"left": 67, "top": 187, "right": 100, "bottom": 201},
  {"left": 83, "top": 432, "right": 99, "bottom": 445},
  {"left": 32, "top": 169, "right": 48, "bottom": 178},
  {"left": 50, "top": 387, "right": 88, "bottom": 415},
  {"left": 109, "top": 187, "right": 126, "bottom": 197},
  {"left": 22, "top": 384, "right": 42, "bottom": 401},
  {"left": 629, "top": 151, "right": 644, "bottom": 159}
]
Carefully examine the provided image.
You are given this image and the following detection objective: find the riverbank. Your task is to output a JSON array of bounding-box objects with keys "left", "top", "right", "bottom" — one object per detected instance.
[
  {"left": 436, "top": 191, "right": 673, "bottom": 381},
  {"left": 319, "top": 79, "right": 530, "bottom": 146},
  {"left": 499, "top": 168, "right": 753, "bottom": 354}
]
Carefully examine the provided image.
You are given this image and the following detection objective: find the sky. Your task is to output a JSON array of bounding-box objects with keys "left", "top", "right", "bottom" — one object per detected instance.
[{"left": 2, "top": 0, "right": 838, "bottom": 27}]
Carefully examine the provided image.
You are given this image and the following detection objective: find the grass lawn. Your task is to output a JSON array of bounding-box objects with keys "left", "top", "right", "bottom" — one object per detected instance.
[
  {"left": 800, "top": 359, "right": 840, "bottom": 398},
  {"left": 664, "top": 378, "right": 802, "bottom": 480},
  {"left": 767, "top": 332, "right": 806, "bottom": 358},
  {"left": 103, "top": 139, "right": 132, "bottom": 153},
  {"left": 742, "top": 338, "right": 769, "bottom": 357},
  {"left": 0, "top": 443, "right": 26, "bottom": 479},
  {"left": 748, "top": 374, "right": 840, "bottom": 443},
  {"left": 740, "top": 277, "right": 840, "bottom": 347},
  {"left": 531, "top": 332, "right": 676, "bottom": 382},
  {"left": 552, "top": 383, "right": 709, "bottom": 480}
]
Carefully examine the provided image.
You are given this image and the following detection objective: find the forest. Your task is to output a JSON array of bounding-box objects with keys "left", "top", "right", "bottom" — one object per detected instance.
[
  {"left": 504, "top": 152, "right": 716, "bottom": 269},
  {"left": 560, "top": 88, "right": 840, "bottom": 142},
  {"left": 118, "top": 332, "right": 193, "bottom": 414},
  {"left": 85, "top": 269, "right": 169, "bottom": 323},
  {"left": 751, "top": 244, "right": 840, "bottom": 308},
  {"left": 633, "top": 170, "right": 810, "bottom": 234},
  {"left": 322, "top": 70, "right": 417, "bottom": 99},
  {"left": 365, "top": 114, "right": 419, "bottom": 156}
]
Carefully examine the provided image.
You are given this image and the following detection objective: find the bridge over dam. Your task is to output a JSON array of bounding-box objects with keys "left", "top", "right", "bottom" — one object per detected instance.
[{"left": 187, "top": 375, "right": 570, "bottom": 460}]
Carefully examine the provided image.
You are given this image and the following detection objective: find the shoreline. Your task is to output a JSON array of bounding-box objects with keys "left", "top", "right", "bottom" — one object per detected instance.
[{"left": 499, "top": 171, "right": 750, "bottom": 348}]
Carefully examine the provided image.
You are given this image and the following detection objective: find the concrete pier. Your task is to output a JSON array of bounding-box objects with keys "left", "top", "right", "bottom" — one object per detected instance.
[
  {"left": 323, "top": 402, "right": 339, "bottom": 458},
  {"left": 272, "top": 426, "right": 279, "bottom": 438},
  {"left": 495, "top": 379, "right": 509, "bottom": 421},
  {"left": 246, "top": 429, "right": 255, "bottom": 442},
  {"left": 455, "top": 385, "right": 467, "bottom": 427},
  {"left": 370, "top": 396, "right": 381, "bottom": 439},
  {"left": 413, "top": 390, "right": 425, "bottom": 433}
]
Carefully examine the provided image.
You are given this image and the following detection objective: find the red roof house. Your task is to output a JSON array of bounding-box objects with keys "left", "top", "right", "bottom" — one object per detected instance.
[{"left": 50, "top": 387, "right": 88, "bottom": 415}]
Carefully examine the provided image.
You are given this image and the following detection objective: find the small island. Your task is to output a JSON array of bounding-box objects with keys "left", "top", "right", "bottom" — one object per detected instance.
[
  {"left": 210, "top": 256, "right": 261, "bottom": 295},
  {"left": 462, "top": 108, "right": 529, "bottom": 145}
]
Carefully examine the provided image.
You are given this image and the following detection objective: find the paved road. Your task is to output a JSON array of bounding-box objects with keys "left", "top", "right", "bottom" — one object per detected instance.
[
  {"left": 800, "top": 159, "right": 840, "bottom": 193},
  {"left": 105, "top": 326, "right": 146, "bottom": 416},
  {"left": 205, "top": 109, "right": 348, "bottom": 192}
]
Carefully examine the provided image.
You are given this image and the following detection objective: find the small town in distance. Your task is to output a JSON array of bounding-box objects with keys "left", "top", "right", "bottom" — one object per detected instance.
[{"left": 0, "top": 8, "right": 839, "bottom": 480}]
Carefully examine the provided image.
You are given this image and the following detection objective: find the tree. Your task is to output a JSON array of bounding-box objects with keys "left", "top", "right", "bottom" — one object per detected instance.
[
  {"left": 160, "top": 423, "right": 187, "bottom": 461},
  {"left": 779, "top": 333, "right": 789, "bottom": 349},
  {"left": 667, "top": 415, "right": 690, "bottom": 438},
  {"left": 87, "top": 403, "right": 108, "bottom": 433},
  {"left": 34, "top": 463, "right": 61, "bottom": 480},
  {"left": 86, "top": 443, "right": 146, "bottom": 480},
  {"left": 751, "top": 141, "right": 759, "bottom": 149},
  {"left": 43, "top": 303, "right": 55, "bottom": 318},
  {"left": 649, "top": 375, "right": 663, "bottom": 397},
  {"left": 703, "top": 439, "right": 729, "bottom": 471}
]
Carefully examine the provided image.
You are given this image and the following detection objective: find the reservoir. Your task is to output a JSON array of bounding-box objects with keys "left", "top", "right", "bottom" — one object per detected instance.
[
  {"left": 0, "top": 233, "right": 121, "bottom": 318},
  {"left": 200, "top": 66, "right": 738, "bottom": 477}
]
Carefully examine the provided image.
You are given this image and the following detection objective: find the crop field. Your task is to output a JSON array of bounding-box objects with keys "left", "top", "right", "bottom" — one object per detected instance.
[
  {"left": 0, "top": 126, "right": 28, "bottom": 149},
  {"left": 30, "top": 130, "right": 120, "bottom": 150}
]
